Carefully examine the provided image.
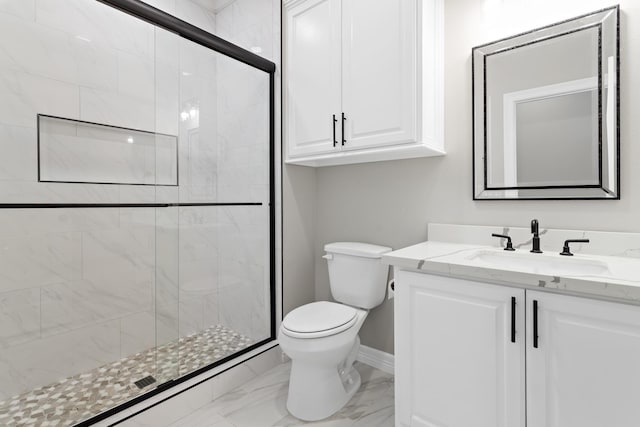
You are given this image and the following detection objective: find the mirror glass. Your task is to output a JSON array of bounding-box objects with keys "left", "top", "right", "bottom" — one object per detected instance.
[{"left": 473, "top": 6, "right": 619, "bottom": 200}]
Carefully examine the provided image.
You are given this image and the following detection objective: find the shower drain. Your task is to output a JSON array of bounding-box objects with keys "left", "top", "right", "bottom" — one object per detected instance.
[{"left": 134, "top": 375, "right": 157, "bottom": 389}]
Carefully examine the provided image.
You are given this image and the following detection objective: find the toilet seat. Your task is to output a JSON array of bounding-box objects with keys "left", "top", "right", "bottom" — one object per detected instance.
[{"left": 282, "top": 301, "right": 358, "bottom": 339}]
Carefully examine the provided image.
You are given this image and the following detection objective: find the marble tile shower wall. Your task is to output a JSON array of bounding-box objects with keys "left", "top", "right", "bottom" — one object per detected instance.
[
  {"left": 0, "top": 0, "right": 273, "bottom": 402},
  {"left": 0, "top": 207, "right": 157, "bottom": 400},
  {"left": 173, "top": 0, "right": 273, "bottom": 343},
  {"left": 179, "top": 205, "right": 270, "bottom": 341},
  {"left": 0, "top": 0, "right": 158, "bottom": 203},
  {"left": 0, "top": 0, "right": 166, "bottom": 400},
  {"left": 215, "top": 0, "right": 278, "bottom": 63},
  {"left": 0, "top": 0, "right": 269, "bottom": 205}
]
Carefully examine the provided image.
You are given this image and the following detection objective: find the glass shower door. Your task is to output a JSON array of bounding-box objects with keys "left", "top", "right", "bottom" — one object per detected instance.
[
  {"left": 0, "top": 0, "right": 274, "bottom": 424},
  {"left": 159, "top": 28, "right": 273, "bottom": 379}
]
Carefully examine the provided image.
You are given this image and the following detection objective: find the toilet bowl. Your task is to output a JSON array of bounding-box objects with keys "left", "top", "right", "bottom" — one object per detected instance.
[{"left": 278, "top": 242, "right": 391, "bottom": 421}]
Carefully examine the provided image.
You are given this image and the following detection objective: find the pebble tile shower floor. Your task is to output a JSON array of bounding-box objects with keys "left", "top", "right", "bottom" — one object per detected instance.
[{"left": 0, "top": 325, "right": 253, "bottom": 426}]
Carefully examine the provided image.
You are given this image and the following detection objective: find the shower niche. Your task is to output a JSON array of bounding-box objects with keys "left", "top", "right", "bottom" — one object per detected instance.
[
  {"left": 38, "top": 114, "right": 179, "bottom": 186},
  {"left": 0, "top": 0, "right": 275, "bottom": 425}
]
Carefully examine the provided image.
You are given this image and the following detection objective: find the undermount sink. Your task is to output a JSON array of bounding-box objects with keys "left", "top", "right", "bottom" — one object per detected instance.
[{"left": 465, "top": 249, "right": 611, "bottom": 277}]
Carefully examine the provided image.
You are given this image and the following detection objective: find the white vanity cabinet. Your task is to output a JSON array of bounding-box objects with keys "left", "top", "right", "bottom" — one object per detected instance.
[
  {"left": 395, "top": 270, "right": 526, "bottom": 427},
  {"left": 396, "top": 271, "right": 640, "bottom": 427},
  {"left": 526, "top": 291, "right": 640, "bottom": 427},
  {"left": 283, "top": 0, "right": 444, "bottom": 167}
]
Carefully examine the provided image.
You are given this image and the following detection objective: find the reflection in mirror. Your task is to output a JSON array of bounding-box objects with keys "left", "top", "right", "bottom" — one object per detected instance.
[{"left": 473, "top": 6, "right": 619, "bottom": 200}]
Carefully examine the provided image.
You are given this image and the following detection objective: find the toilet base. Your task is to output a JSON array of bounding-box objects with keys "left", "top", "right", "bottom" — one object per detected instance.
[
  {"left": 279, "top": 310, "right": 368, "bottom": 421},
  {"left": 287, "top": 362, "right": 361, "bottom": 421}
]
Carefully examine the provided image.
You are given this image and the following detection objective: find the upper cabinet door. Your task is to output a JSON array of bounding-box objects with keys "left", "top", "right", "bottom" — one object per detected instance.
[
  {"left": 527, "top": 291, "right": 640, "bottom": 427},
  {"left": 285, "top": 0, "right": 342, "bottom": 158},
  {"left": 341, "top": 0, "right": 417, "bottom": 151},
  {"left": 395, "top": 271, "right": 526, "bottom": 427}
]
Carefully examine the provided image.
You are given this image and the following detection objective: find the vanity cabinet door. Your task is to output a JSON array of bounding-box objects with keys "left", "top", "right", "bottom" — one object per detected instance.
[
  {"left": 395, "top": 271, "right": 525, "bottom": 427},
  {"left": 526, "top": 291, "right": 640, "bottom": 427},
  {"left": 341, "top": 0, "right": 417, "bottom": 151},
  {"left": 284, "top": 0, "right": 342, "bottom": 158}
]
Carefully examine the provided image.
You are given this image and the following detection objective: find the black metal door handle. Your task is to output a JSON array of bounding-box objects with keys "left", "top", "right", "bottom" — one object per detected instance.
[
  {"left": 511, "top": 297, "right": 516, "bottom": 343},
  {"left": 533, "top": 300, "right": 539, "bottom": 348},
  {"left": 332, "top": 114, "right": 337, "bottom": 147},
  {"left": 341, "top": 112, "right": 346, "bottom": 145}
]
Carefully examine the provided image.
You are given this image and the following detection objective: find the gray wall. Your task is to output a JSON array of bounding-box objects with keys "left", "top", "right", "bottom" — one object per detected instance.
[
  {"left": 310, "top": 0, "right": 640, "bottom": 355},
  {"left": 283, "top": 165, "right": 317, "bottom": 315}
]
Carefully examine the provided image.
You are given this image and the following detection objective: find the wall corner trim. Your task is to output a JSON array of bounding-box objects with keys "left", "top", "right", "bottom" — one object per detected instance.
[{"left": 357, "top": 345, "right": 395, "bottom": 375}]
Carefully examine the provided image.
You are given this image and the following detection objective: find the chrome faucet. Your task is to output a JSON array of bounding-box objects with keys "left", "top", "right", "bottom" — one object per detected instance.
[{"left": 530, "top": 219, "right": 542, "bottom": 253}]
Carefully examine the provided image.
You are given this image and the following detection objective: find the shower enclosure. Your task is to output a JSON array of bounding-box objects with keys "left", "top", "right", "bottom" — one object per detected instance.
[{"left": 0, "top": 0, "right": 275, "bottom": 425}]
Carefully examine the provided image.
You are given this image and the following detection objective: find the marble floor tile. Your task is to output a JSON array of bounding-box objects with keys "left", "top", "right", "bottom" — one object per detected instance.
[{"left": 170, "top": 362, "right": 395, "bottom": 427}]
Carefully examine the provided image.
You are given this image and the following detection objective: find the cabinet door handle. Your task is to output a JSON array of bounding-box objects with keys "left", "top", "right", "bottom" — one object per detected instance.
[
  {"left": 332, "top": 114, "right": 338, "bottom": 147},
  {"left": 533, "top": 299, "right": 539, "bottom": 348},
  {"left": 341, "top": 112, "right": 346, "bottom": 145},
  {"left": 511, "top": 296, "right": 516, "bottom": 343}
]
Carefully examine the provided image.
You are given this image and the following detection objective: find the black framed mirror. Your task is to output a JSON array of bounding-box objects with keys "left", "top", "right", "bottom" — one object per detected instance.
[{"left": 472, "top": 6, "right": 619, "bottom": 200}]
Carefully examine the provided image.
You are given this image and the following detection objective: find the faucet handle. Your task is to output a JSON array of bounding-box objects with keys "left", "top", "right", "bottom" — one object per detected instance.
[
  {"left": 560, "top": 239, "right": 590, "bottom": 256},
  {"left": 491, "top": 233, "right": 515, "bottom": 251}
]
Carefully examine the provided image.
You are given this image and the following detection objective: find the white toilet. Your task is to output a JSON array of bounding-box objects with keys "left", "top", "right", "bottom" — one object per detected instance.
[{"left": 278, "top": 242, "right": 392, "bottom": 421}]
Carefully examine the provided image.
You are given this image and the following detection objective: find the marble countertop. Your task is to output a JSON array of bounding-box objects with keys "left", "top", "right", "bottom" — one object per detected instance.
[{"left": 383, "top": 241, "right": 640, "bottom": 305}]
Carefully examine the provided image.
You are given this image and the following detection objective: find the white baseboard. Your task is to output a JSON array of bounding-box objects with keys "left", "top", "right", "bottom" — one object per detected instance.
[{"left": 356, "top": 345, "right": 394, "bottom": 375}]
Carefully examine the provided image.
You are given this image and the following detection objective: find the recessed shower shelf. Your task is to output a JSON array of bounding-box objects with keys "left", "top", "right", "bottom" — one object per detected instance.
[{"left": 37, "top": 115, "right": 179, "bottom": 187}]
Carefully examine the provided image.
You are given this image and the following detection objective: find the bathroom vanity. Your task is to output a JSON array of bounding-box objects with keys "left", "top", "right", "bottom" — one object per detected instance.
[{"left": 385, "top": 225, "right": 640, "bottom": 427}]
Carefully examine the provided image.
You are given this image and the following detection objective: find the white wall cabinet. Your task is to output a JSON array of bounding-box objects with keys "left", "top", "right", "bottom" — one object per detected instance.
[
  {"left": 284, "top": 0, "right": 341, "bottom": 158},
  {"left": 284, "top": 0, "right": 444, "bottom": 167},
  {"left": 396, "top": 271, "right": 640, "bottom": 427}
]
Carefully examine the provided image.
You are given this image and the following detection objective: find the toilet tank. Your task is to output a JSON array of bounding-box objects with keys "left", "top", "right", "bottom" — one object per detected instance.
[{"left": 324, "top": 242, "right": 392, "bottom": 309}]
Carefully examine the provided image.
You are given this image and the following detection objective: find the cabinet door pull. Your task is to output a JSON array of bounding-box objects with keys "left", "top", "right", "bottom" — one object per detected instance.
[
  {"left": 332, "top": 114, "right": 338, "bottom": 147},
  {"left": 511, "top": 296, "right": 516, "bottom": 343},
  {"left": 533, "top": 299, "right": 539, "bottom": 348},
  {"left": 341, "top": 112, "right": 346, "bottom": 145}
]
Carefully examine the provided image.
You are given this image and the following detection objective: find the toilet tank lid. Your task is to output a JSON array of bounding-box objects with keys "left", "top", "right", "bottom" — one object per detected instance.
[{"left": 324, "top": 242, "right": 392, "bottom": 258}]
